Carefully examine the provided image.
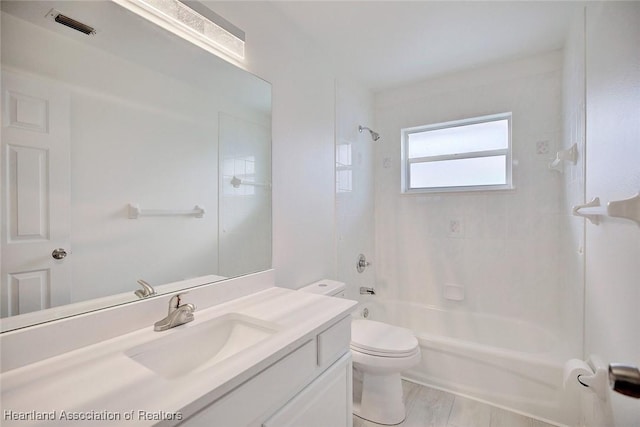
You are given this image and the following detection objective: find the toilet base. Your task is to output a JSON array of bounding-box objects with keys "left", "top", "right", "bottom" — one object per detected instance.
[{"left": 353, "top": 371, "right": 406, "bottom": 425}]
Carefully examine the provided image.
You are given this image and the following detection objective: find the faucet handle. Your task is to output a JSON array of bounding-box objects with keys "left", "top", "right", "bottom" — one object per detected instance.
[
  {"left": 168, "top": 293, "right": 192, "bottom": 314},
  {"left": 182, "top": 303, "right": 196, "bottom": 312},
  {"left": 177, "top": 303, "right": 196, "bottom": 325},
  {"left": 356, "top": 254, "right": 371, "bottom": 273},
  {"left": 168, "top": 294, "right": 180, "bottom": 311}
]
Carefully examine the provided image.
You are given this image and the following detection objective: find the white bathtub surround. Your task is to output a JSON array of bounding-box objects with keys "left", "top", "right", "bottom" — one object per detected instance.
[
  {"left": 357, "top": 299, "right": 573, "bottom": 425},
  {"left": 374, "top": 51, "right": 569, "bottom": 336},
  {"left": 372, "top": 50, "right": 582, "bottom": 424},
  {"left": 0, "top": 284, "right": 356, "bottom": 426}
]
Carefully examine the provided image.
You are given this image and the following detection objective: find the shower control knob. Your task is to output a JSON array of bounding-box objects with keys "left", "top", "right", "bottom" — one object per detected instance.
[
  {"left": 356, "top": 254, "right": 371, "bottom": 273},
  {"left": 51, "top": 248, "right": 68, "bottom": 260}
]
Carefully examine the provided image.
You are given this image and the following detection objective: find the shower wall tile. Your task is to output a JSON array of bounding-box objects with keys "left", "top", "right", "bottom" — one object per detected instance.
[{"left": 374, "top": 51, "right": 571, "bottom": 333}]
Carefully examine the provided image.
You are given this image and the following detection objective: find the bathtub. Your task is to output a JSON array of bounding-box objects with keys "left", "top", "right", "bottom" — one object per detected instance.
[{"left": 356, "top": 299, "right": 574, "bottom": 426}]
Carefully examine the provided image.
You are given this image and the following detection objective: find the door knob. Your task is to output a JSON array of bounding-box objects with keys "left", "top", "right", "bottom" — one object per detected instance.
[{"left": 51, "top": 248, "right": 68, "bottom": 260}]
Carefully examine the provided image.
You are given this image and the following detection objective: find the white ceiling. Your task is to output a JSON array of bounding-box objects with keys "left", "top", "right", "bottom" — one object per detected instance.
[{"left": 272, "top": 1, "right": 584, "bottom": 92}]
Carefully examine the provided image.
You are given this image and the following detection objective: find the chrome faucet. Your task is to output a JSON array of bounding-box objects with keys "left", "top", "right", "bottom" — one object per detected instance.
[
  {"left": 154, "top": 294, "right": 195, "bottom": 331},
  {"left": 135, "top": 279, "right": 156, "bottom": 298},
  {"left": 360, "top": 286, "right": 376, "bottom": 295}
]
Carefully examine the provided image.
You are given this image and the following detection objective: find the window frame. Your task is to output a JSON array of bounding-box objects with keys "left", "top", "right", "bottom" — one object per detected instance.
[{"left": 401, "top": 112, "right": 513, "bottom": 194}]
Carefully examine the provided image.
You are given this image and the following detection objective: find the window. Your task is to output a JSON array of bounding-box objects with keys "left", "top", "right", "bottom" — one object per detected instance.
[{"left": 401, "top": 113, "right": 512, "bottom": 193}]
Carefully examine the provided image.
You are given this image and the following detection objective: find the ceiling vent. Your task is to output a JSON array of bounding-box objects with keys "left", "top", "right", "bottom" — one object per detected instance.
[{"left": 46, "top": 9, "right": 96, "bottom": 36}]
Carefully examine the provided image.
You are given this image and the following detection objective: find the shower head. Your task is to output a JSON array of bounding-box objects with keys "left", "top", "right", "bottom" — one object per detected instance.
[{"left": 359, "top": 125, "right": 381, "bottom": 142}]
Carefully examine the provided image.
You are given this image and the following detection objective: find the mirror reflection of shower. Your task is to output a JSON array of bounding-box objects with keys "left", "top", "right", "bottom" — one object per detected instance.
[{"left": 359, "top": 125, "right": 380, "bottom": 141}]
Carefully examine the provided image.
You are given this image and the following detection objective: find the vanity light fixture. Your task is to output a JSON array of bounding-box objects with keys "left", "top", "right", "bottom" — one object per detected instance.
[{"left": 117, "top": 0, "right": 245, "bottom": 60}]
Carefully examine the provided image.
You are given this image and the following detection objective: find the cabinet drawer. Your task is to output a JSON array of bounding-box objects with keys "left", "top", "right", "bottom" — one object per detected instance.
[
  {"left": 317, "top": 316, "right": 351, "bottom": 368},
  {"left": 180, "top": 340, "right": 316, "bottom": 427}
]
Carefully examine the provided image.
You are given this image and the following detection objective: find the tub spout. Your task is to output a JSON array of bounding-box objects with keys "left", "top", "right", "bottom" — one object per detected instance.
[{"left": 360, "top": 286, "right": 376, "bottom": 295}]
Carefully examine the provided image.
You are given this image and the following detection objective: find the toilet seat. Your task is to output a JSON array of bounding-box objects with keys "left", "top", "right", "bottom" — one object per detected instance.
[
  {"left": 351, "top": 344, "right": 419, "bottom": 358},
  {"left": 351, "top": 319, "right": 419, "bottom": 358}
]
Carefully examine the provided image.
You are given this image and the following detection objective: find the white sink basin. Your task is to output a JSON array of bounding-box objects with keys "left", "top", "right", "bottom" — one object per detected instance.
[{"left": 125, "top": 313, "right": 278, "bottom": 379}]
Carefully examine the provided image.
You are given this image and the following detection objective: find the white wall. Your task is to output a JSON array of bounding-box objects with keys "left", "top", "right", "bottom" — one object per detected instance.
[
  {"left": 206, "top": 1, "right": 343, "bottom": 288},
  {"left": 583, "top": 3, "right": 640, "bottom": 426},
  {"left": 373, "top": 52, "right": 574, "bottom": 339}
]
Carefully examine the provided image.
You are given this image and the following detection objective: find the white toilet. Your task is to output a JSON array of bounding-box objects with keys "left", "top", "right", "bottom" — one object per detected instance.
[{"left": 299, "top": 280, "right": 421, "bottom": 425}]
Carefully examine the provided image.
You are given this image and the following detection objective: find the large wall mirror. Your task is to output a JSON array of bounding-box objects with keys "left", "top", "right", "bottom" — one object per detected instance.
[{"left": 0, "top": 1, "right": 272, "bottom": 331}]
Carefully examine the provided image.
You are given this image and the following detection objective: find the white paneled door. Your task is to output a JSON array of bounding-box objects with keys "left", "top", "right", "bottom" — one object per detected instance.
[{"left": 1, "top": 70, "right": 71, "bottom": 318}]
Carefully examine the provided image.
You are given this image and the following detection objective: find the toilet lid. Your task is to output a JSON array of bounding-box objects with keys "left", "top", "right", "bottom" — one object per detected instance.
[{"left": 351, "top": 319, "right": 418, "bottom": 356}]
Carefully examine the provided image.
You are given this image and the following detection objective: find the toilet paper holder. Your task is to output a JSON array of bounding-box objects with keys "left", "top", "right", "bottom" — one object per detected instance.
[
  {"left": 574, "top": 355, "right": 609, "bottom": 400},
  {"left": 574, "top": 356, "right": 640, "bottom": 400}
]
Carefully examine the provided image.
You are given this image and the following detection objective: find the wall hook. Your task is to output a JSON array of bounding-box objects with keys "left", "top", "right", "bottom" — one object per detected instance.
[{"left": 549, "top": 143, "right": 578, "bottom": 173}]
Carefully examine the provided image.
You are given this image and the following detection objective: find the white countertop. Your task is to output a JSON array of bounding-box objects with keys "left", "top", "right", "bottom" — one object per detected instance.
[{"left": 0, "top": 287, "right": 356, "bottom": 426}]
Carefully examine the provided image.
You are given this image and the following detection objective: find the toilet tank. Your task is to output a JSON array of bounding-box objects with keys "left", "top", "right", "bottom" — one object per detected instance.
[{"left": 298, "top": 279, "right": 346, "bottom": 298}]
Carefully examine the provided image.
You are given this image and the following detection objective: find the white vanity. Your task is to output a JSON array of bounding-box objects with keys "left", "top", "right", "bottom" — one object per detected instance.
[{"left": 0, "top": 273, "right": 356, "bottom": 427}]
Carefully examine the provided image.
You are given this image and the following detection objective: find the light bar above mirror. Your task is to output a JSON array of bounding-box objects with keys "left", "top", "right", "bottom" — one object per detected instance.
[{"left": 114, "top": 0, "right": 245, "bottom": 60}]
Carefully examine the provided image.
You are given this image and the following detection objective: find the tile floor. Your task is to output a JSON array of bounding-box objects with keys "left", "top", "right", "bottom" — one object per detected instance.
[{"left": 353, "top": 381, "right": 557, "bottom": 427}]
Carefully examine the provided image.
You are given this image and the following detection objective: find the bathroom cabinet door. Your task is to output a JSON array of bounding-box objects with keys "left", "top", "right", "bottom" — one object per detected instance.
[
  {"left": 262, "top": 354, "right": 352, "bottom": 427},
  {"left": 1, "top": 70, "right": 72, "bottom": 318},
  {"left": 178, "top": 340, "right": 317, "bottom": 427}
]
